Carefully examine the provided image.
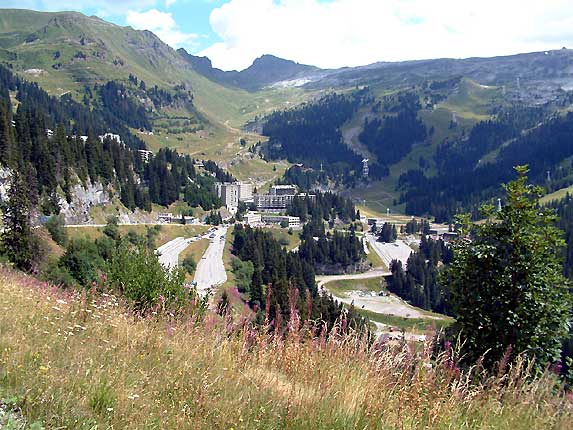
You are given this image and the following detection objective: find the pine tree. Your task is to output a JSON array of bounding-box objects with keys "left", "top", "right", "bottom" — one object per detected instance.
[{"left": 1, "top": 171, "right": 33, "bottom": 271}]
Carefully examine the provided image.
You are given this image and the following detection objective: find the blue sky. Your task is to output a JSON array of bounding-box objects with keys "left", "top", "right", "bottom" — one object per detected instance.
[{"left": 2, "top": 0, "right": 573, "bottom": 71}]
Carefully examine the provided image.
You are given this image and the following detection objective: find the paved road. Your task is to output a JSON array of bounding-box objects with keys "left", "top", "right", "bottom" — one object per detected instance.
[
  {"left": 193, "top": 226, "right": 228, "bottom": 294},
  {"left": 366, "top": 235, "right": 413, "bottom": 269},
  {"left": 316, "top": 269, "right": 390, "bottom": 288},
  {"left": 156, "top": 236, "right": 199, "bottom": 270},
  {"left": 65, "top": 222, "right": 205, "bottom": 228},
  {"left": 318, "top": 266, "right": 440, "bottom": 320}
]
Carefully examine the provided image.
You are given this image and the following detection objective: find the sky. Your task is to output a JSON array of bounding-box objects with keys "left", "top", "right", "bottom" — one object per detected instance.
[{"left": 2, "top": 0, "right": 573, "bottom": 71}]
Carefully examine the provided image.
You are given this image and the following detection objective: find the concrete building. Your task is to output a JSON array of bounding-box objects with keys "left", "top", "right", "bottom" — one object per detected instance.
[
  {"left": 137, "top": 149, "right": 153, "bottom": 163},
  {"left": 99, "top": 133, "right": 122, "bottom": 144},
  {"left": 238, "top": 182, "right": 253, "bottom": 201},
  {"left": 244, "top": 212, "right": 262, "bottom": 226},
  {"left": 254, "top": 189, "right": 315, "bottom": 212},
  {"left": 254, "top": 193, "right": 294, "bottom": 211},
  {"left": 270, "top": 184, "right": 297, "bottom": 196},
  {"left": 261, "top": 214, "right": 301, "bottom": 228},
  {"left": 215, "top": 182, "right": 240, "bottom": 210},
  {"left": 362, "top": 158, "right": 369, "bottom": 178},
  {"left": 216, "top": 181, "right": 253, "bottom": 208}
]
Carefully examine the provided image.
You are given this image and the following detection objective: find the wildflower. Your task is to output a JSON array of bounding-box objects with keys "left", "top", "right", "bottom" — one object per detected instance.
[{"left": 127, "top": 394, "right": 140, "bottom": 400}]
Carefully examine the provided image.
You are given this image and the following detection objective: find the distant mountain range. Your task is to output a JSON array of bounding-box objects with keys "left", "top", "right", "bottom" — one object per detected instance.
[
  {"left": 2, "top": 8, "right": 573, "bottom": 221},
  {"left": 178, "top": 50, "right": 320, "bottom": 91}
]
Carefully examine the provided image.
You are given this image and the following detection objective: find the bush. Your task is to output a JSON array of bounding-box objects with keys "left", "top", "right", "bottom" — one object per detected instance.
[
  {"left": 103, "top": 216, "right": 120, "bottom": 240},
  {"left": 42, "top": 259, "right": 76, "bottom": 288},
  {"left": 44, "top": 214, "right": 68, "bottom": 246},
  {"left": 182, "top": 255, "right": 196, "bottom": 275},
  {"left": 231, "top": 258, "right": 254, "bottom": 293},
  {"left": 107, "top": 243, "right": 187, "bottom": 310},
  {"left": 59, "top": 239, "right": 105, "bottom": 287}
]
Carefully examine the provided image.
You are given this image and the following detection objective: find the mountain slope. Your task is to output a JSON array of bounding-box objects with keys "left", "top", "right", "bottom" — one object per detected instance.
[{"left": 178, "top": 49, "right": 321, "bottom": 90}]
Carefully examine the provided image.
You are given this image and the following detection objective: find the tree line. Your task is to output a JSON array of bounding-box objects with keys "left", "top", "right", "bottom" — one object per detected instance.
[
  {"left": 231, "top": 224, "right": 368, "bottom": 332},
  {"left": 298, "top": 219, "right": 365, "bottom": 274},
  {"left": 262, "top": 90, "right": 368, "bottom": 185},
  {"left": 388, "top": 235, "right": 453, "bottom": 315}
]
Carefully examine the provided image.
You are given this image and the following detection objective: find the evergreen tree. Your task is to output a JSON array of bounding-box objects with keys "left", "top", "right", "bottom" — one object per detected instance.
[
  {"left": 447, "top": 166, "right": 572, "bottom": 370},
  {"left": 1, "top": 171, "right": 33, "bottom": 271}
]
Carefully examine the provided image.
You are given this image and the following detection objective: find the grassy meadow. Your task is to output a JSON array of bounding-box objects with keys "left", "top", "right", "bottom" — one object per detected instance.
[
  {"left": 0, "top": 268, "right": 572, "bottom": 429},
  {"left": 66, "top": 224, "right": 208, "bottom": 248}
]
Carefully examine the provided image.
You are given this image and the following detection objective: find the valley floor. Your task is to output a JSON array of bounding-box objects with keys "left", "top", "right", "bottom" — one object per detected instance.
[{"left": 0, "top": 269, "right": 571, "bottom": 429}]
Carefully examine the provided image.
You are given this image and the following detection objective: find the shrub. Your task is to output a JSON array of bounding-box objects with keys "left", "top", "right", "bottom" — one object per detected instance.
[
  {"left": 107, "top": 243, "right": 187, "bottom": 310},
  {"left": 44, "top": 214, "right": 68, "bottom": 246},
  {"left": 182, "top": 255, "right": 196, "bottom": 275},
  {"left": 59, "top": 239, "right": 105, "bottom": 287},
  {"left": 231, "top": 258, "right": 254, "bottom": 293}
]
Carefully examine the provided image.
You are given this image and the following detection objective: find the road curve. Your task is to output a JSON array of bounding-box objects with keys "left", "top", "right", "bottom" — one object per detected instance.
[{"left": 316, "top": 269, "right": 390, "bottom": 288}]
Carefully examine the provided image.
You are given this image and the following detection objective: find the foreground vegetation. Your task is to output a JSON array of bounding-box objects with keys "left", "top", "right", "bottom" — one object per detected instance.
[{"left": 0, "top": 268, "right": 571, "bottom": 429}]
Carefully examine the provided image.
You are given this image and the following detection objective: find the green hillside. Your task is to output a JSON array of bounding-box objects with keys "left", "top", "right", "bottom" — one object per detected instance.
[{"left": 0, "top": 8, "right": 313, "bottom": 175}]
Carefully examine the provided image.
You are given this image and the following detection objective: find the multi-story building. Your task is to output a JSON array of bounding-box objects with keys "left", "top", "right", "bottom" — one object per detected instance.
[
  {"left": 244, "top": 212, "right": 262, "bottom": 226},
  {"left": 254, "top": 193, "right": 294, "bottom": 211},
  {"left": 216, "top": 182, "right": 240, "bottom": 210},
  {"left": 270, "top": 184, "right": 297, "bottom": 196},
  {"left": 98, "top": 133, "right": 122, "bottom": 144},
  {"left": 254, "top": 188, "right": 315, "bottom": 212},
  {"left": 238, "top": 182, "right": 253, "bottom": 201},
  {"left": 137, "top": 149, "right": 153, "bottom": 163},
  {"left": 261, "top": 214, "right": 301, "bottom": 228}
]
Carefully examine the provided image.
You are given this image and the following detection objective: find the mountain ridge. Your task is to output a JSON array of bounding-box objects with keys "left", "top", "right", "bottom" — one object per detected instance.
[{"left": 178, "top": 48, "right": 320, "bottom": 90}]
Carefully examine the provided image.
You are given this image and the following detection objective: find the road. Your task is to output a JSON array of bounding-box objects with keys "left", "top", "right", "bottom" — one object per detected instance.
[
  {"left": 193, "top": 226, "right": 228, "bottom": 295},
  {"left": 156, "top": 236, "right": 199, "bottom": 270},
  {"left": 318, "top": 267, "right": 440, "bottom": 320},
  {"left": 366, "top": 235, "right": 413, "bottom": 269},
  {"left": 316, "top": 269, "right": 390, "bottom": 288}
]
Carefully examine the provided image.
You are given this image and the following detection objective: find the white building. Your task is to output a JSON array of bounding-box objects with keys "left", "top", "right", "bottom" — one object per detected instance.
[
  {"left": 254, "top": 190, "right": 315, "bottom": 212},
  {"left": 261, "top": 214, "right": 301, "bottom": 228},
  {"left": 244, "top": 212, "right": 262, "bottom": 226},
  {"left": 158, "top": 213, "right": 174, "bottom": 223},
  {"left": 270, "top": 184, "right": 297, "bottom": 196},
  {"left": 238, "top": 182, "right": 253, "bottom": 201},
  {"left": 215, "top": 182, "right": 240, "bottom": 210},
  {"left": 99, "top": 133, "right": 122, "bottom": 144},
  {"left": 137, "top": 149, "right": 153, "bottom": 163}
]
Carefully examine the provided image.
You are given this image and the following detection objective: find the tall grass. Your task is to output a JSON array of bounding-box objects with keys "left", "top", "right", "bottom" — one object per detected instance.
[{"left": 0, "top": 267, "right": 571, "bottom": 429}]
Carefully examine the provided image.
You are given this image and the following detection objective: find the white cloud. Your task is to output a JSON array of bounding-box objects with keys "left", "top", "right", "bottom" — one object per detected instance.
[
  {"left": 126, "top": 9, "right": 199, "bottom": 49},
  {"left": 200, "top": 0, "right": 573, "bottom": 71},
  {"left": 165, "top": 0, "right": 177, "bottom": 7}
]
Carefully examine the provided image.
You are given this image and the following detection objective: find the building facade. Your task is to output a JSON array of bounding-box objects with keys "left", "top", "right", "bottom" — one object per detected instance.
[
  {"left": 261, "top": 214, "right": 301, "bottom": 228},
  {"left": 238, "top": 182, "right": 253, "bottom": 201},
  {"left": 215, "top": 182, "right": 240, "bottom": 209}
]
